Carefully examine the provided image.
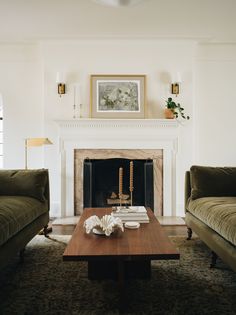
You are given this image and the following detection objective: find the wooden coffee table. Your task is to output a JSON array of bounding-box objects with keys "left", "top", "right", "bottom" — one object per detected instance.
[{"left": 63, "top": 208, "right": 179, "bottom": 283}]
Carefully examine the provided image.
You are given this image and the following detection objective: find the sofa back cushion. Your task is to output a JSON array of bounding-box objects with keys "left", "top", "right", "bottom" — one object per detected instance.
[
  {"left": 0, "top": 169, "right": 48, "bottom": 202},
  {"left": 190, "top": 165, "right": 236, "bottom": 200}
]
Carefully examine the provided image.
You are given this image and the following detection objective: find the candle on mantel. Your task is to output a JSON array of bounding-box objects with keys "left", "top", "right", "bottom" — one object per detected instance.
[
  {"left": 129, "top": 161, "right": 134, "bottom": 192},
  {"left": 73, "top": 85, "right": 76, "bottom": 119},
  {"left": 119, "top": 167, "right": 123, "bottom": 201},
  {"left": 74, "top": 85, "right": 76, "bottom": 105}
]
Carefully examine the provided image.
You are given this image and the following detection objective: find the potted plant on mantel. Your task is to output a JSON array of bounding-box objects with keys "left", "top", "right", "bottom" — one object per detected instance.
[{"left": 164, "top": 97, "right": 190, "bottom": 120}]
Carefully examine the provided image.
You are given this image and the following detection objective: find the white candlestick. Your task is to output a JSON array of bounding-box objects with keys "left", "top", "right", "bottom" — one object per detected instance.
[{"left": 74, "top": 85, "right": 76, "bottom": 105}]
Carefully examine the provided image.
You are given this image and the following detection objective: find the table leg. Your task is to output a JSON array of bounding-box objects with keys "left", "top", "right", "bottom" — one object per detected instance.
[{"left": 117, "top": 260, "right": 126, "bottom": 311}]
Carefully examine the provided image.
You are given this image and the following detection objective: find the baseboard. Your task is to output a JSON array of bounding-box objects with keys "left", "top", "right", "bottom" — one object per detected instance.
[
  {"left": 52, "top": 216, "right": 80, "bottom": 226},
  {"left": 157, "top": 216, "right": 186, "bottom": 226}
]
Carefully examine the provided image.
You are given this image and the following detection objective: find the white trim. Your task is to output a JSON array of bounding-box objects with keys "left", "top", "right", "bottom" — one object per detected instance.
[{"left": 55, "top": 119, "right": 179, "bottom": 217}]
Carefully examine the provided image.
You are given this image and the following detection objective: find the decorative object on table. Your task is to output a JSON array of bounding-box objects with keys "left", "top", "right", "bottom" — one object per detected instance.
[
  {"left": 107, "top": 192, "right": 130, "bottom": 205},
  {"left": 129, "top": 161, "right": 134, "bottom": 206},
  {"left": 124, "top": 221, "right": 140, "bottom": 229},
  {"left": 116, "top": 161, "right": 134, "bottom": 208},
  {"left": 164, "top": 97, "right": 190, "bottom": 120},
  {"left": 90, "top": 74, "right": 146, "bottom": 119},
  {"left": 25, "top": 138, "right": 53, "bottom": 169},
  {"left": 112, "top": 206, "right": 149, "bottom": 223},
  {"left": 119, "top": 167, "right": 123, "bottom": 207},
  {"left": 83, "top": 214, "right": 124, "bottom": 236}
]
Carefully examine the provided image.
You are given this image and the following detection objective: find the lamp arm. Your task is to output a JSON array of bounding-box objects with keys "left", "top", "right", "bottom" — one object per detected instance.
[{"left": 25, "top": 139, "right": 28, "bottom": 169}]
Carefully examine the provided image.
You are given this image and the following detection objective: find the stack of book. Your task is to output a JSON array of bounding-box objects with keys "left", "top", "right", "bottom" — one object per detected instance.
[{"left": 112, "top": 206, "right": 149, "bottom": 223}]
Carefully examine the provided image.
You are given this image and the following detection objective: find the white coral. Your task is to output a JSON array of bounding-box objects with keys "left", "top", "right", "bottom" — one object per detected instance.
[{"left": 83, "top": 214, "right": 124, "bottom": 236}]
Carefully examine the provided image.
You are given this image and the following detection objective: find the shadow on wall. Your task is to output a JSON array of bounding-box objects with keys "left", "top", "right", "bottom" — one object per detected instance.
[
  {"left": 148, "top": 100, "right": 164, "bottom": 118},
  {"left": 160, "top": 72, "right": 172, "bottom": 85}
]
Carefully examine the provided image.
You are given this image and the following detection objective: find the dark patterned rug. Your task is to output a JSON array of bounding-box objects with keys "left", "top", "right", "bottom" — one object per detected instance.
[{"left": 0, "top": 235, "right": 235, "bottom": 315}]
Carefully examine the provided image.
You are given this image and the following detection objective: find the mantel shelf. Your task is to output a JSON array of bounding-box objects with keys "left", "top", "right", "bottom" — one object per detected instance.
[{"left": 55, "top": 118, "right": 179, "bottom": 129}]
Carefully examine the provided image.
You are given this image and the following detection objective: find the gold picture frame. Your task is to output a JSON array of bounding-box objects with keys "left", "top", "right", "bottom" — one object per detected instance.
[{"left": 90, "top": 74, "right": 146, "bottom": 119}]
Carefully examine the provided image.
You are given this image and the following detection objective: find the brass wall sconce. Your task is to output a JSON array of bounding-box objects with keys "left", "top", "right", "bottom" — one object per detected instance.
[
  {"left": 56, "top": 72, "right": 66, "bottom": 97},
  {"left": 171, "top": 72, "right": 181, "bottom": 97},
  {"left": 171, "top": 83, "right": 180, "bottom": 96},
  {"left": 58, "top": 83, "right": 66, "bottom": 96}
]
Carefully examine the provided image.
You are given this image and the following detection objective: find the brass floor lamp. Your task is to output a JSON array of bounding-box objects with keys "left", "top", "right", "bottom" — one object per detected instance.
[
  {"left": 25, "top": 137, "right": 53, "bottom": 169},
  {"left": 25, "top": 137, "right": 53, "bottom": 234}
]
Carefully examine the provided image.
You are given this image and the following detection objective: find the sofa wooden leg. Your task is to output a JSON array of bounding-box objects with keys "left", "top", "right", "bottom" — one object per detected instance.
[
  {"left": 186, "top": 227, "right": 192, "bottom": 240},
  {"left": 43, "top": 224, "right": 52, "bottom": 238},
  {"left": 210, "top": 251, "right": 218, "bottom": 268},
  {"left": 19, "top": 248, "right": 25, "bottom": 263}
]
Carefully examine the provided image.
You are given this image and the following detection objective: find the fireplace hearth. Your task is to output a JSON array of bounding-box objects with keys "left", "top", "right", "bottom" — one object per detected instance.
[{"left": 83, "top": 158, "right": 154, "bottom": 209}]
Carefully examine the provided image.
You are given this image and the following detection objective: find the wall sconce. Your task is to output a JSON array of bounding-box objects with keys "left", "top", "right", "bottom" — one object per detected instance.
[
  {"left": 171, "top": 83, "right": 179, "bottom": 96},
  {"left": 56, "top": 72, "right": 66, "bottom": 97},
  {"left": 171, "top": 72, "right": 181, "bottom": 97},
  {"left": 25, "top": 137, "right": 53, "bottom": 169}
]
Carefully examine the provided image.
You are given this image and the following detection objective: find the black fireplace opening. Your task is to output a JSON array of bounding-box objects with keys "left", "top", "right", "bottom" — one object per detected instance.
[{"left": 83, "top": 158, "right": 154, "bottom": 209}]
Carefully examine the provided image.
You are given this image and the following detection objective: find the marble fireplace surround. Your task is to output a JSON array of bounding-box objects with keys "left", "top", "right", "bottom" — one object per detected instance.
[
  {"left": 74, "top": 149, "right": 163, "bottom": 215},
  {"left": 55, "top": 119, "right": 178, "bottom": 217}
]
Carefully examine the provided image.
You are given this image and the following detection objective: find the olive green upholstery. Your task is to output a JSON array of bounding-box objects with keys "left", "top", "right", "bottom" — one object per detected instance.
[
  {"left": 185, "top": 166, "right": 236, "bottom": 272},
  {"left": 0, "top": 169, "right": 48, "bottom": 202},
  {"left": 0, "top": 169, "right": 50, "bottom": 269},
  {"left": 190, "top": 165, "right": 236, "bottom": 200}
]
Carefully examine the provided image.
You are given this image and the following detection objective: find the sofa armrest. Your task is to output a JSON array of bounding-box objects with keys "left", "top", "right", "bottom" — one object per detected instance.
[{"left": 185, "top": 171, "right": 191, "bottom": 212}]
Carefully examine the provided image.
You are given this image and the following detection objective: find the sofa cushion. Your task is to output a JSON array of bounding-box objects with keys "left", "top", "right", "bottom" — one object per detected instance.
[
  {"left": 0, "top": 169, "right": 48, "bottom": 202},
  {"left": 187, "top": 196, "right": 236, "bottom": 246},
  {"left": 190, "top": 166, "right": 236, "bottom": 200},
  {"left": 0, "top": 196, "right": 48, "bottom": 246}
]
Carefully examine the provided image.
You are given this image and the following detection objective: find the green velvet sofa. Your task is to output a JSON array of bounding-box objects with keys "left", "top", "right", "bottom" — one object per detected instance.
[
  {"left": 0, "top": 169, "right": 50, "bottom": 269},
  {"left": 185, "top": 165, "right": 236, "bottom": 272}
]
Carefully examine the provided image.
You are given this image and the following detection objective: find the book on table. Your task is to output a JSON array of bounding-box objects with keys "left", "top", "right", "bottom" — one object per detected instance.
[{"left": 112, "top": 206, "right": 150, "bottom": 223}]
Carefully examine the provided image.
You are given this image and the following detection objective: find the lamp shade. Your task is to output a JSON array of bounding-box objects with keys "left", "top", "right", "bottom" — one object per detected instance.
[
  {"left": 172, "top": 72, "right": 182, "bottom": 83},
  {"left": 26, "top": 138, "right": 53, "bottom": 147},
  {"left": 25, "top": 138, "right": 53, "bottom": 169},
  {"left": 56, "top": 72, "right": 65, "bottom": 84}
]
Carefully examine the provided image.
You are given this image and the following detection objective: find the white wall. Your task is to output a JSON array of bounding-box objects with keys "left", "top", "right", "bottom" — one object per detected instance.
[
  {"left": 195, "top": 44, "right": 236, "bottom": 166},
  {"left": 0, "top": 40, "right": 197, "bottom": 217},
  {"left": 1, "top": 40, "right": 236, "bottom": 218},
  {"left": 42, "top": 40, "right": 195, "bottom": 217},
  {"left": 0, "top": 44, "right": 44, "bottom": 169}
]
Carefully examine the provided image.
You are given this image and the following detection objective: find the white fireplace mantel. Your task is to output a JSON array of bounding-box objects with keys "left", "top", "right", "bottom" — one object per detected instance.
[
  {"left": 55, "top": 118, "right": 179, "bottom": 129},
  {"left": 55, "top": 118, "right": 179, "bottom": 218}
]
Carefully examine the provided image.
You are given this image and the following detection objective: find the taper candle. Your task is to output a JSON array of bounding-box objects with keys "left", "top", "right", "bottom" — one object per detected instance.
[
  {"left": 119, "top": 167, "right": 123, "bottom": 199},
  {"left": 130, "top": 161, "right": 134, "bottom": 192}
]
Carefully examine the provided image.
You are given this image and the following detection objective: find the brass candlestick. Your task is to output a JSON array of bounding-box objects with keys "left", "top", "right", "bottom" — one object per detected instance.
[
  {"left": 129, "top": 161, "right": 134, "bottom": 206},
  {"left": 119, "top": 167, "right": 123, "bottom": 207}
]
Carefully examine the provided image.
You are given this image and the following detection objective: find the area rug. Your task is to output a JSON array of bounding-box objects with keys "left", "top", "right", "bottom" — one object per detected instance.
[{"left": 0, "top": 235, "right": 235, "bottom": 315}]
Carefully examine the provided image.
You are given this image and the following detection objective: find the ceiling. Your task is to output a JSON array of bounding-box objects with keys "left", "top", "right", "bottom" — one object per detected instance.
[{"left": 0, "top": 0, "right": 235, "bottom": 43}]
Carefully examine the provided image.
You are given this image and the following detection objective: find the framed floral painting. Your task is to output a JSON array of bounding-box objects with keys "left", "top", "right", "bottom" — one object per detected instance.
[{"left": 90, "top": 74, "right": 146, "bottom": 119}]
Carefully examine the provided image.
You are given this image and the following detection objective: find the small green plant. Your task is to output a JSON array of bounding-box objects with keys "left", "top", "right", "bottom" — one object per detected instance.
[{"left": 165, "top": 97, "right": 190, "bottom": 120}]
